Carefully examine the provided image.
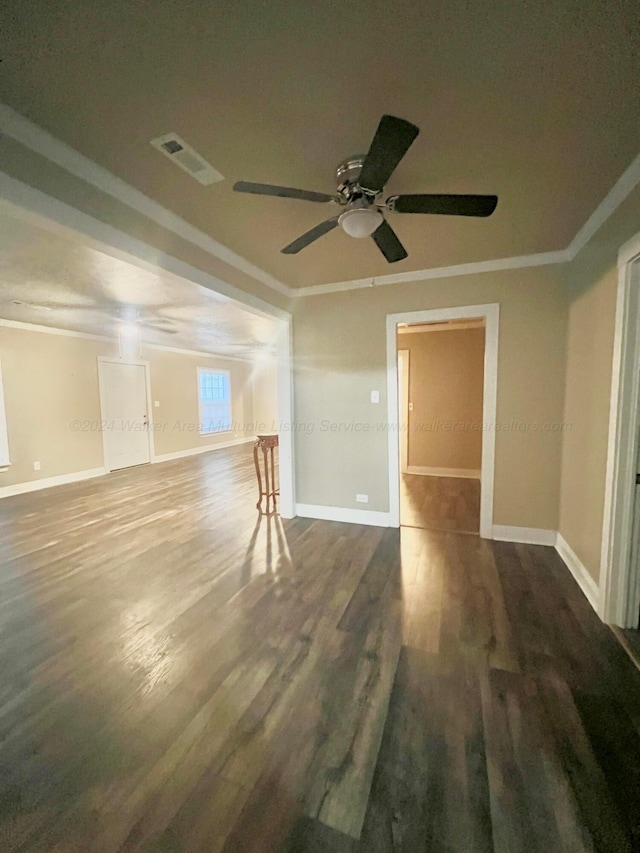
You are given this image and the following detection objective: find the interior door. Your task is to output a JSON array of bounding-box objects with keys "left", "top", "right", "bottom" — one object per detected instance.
[{"left": 99, "top": 360, "right": 150, "bottom": 471}]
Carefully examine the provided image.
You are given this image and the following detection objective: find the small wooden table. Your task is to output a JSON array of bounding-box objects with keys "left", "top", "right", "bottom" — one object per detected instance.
[{"left": 253, "top": 433, "right": 279, "bottom": 512}]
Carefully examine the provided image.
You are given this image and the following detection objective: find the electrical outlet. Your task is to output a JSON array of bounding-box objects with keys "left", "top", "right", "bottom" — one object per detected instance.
[
  {"left": 33, "top": 461, "right": 40, "bottom": 471},
  {"left": 370, "top": 390, "right": 380, "bottom": 404},
  {"left": 356, "top": 494, "right": 368, "bottom": 503}
]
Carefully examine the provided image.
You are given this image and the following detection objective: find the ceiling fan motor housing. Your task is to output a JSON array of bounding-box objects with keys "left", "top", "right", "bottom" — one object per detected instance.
[
  {"left": 335, "top": 155, "right": 367, "bottom": 192},
  {"left": 335, "top": 155, "right": 384, "bottom": 237}
]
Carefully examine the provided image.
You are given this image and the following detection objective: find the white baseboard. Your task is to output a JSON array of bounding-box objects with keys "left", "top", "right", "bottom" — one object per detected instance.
[
  {"left": 555, "top": 532, "right": 600, "bottom": 612},
  {"left": 295, "top": 503, "right": 391, "bottom": 527},
  {"left": 492, "top": 525, "right": 557, "bottom": 546},
  {"left": 153, "top": 435, "right": 255, "bottom": 463},
  {"left": 0, "top": 466, "right": 107, "bottom": 499},
  {"left": 406, "top": 466, "right": 481, "bottom": 479},
  {"left": 491, "top": 527, "right": 600, "bottom": 615}
]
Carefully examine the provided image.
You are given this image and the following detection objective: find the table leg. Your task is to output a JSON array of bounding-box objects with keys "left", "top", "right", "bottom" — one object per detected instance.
[
  {"left": 253, "top": 442, "right": 263, "bottom": 510},
  {"left": 263, "top": 445, "right": 271, "bottom": 513},
  {"left": 270, "top": 445, "right": 277, "bottom": 510}
]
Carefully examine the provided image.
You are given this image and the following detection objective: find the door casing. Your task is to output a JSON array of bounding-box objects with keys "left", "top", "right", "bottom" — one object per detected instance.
[
  {"left": 398, "top": 349, "right": 409, "bottom": 474},
  {"left": 386, "top": 304, "right": 499, "bottom": 537}
]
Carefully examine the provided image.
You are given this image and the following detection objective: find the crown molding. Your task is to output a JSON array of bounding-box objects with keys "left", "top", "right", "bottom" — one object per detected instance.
[
  {"left": 566, "top": 150, "right": 640, "bottom": 261},
  {"left": 1, "top": 104, "right": 639, "bottom": 301},
  {"left": 293, "top": 147, "right": 640, "bottom": 296},
  {"left": 291, "top": 250, "right": 569, "bottom": 297}
]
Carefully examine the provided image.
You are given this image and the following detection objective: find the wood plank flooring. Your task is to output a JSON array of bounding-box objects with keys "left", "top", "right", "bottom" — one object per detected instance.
[
  {"left": 400, "top": 473, "right": 480, "bottom": 533},
  {"left": 0, "top": 445, "right": 638, "bottom": 851}
]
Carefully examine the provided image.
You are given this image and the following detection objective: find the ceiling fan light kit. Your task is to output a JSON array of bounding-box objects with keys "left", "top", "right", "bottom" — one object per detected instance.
[
  {"left": 233, "top": 114, "right": 498, "bottom": 263},
  {"left": 339, "top": 203, "right": 383, "bottom": 238}
]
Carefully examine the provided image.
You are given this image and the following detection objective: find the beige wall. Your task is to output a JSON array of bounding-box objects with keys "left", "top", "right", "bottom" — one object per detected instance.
[
  {"left": 293, "top": 181, "right": 640, "bottom": 553},
  {"left": 0, "top": 324, "right": 274, "bottom": 489},
  {"left": 402, "top": 327, "right": 484, "bottom": 471},
  {"left": 0, "top": 326, "right": 106, "bottom": 486},
  {"left": 145, "top": 348, "right": 256, "bottom": 456},
  {"left": 558, "top": 269, "right": 617, "bottom": 582},
  {"left": 292, "top": 265, "right": 568, "bottom": 528},
  {"left": 251, "top": 355, "right": 279, "bottom": 432},
  {"left": 557, "top": 184, "right": 640, "bottom": 583}
]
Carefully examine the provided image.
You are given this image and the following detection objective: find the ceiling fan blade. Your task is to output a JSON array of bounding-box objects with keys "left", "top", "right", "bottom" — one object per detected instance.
[
  {"left": 392, "top": 194, "right": 498, "bottom": 217},
  {"left": 372, "top": 220, "right": 408, "bottom": 264},
  {"left": 233, "top": 181, "right": 338, "bottom": 204},
  {"left": 358, "top": 115, "right": 420, "bottom": 193},
  {"left": 281, "top": 217, "right": 340, "bottom": 254}
]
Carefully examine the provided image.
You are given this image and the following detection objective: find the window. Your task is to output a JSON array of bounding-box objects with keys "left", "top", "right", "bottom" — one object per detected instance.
[
  {"left": 198, "top": 368, "right": 232, "bottom": 434},
  {"left": 0, "top": 358, "right": 9, "bottom": 470}
]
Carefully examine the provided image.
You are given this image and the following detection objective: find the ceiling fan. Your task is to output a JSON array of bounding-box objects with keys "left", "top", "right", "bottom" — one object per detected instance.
[{"left": 233, "top": 115, "right": 498, "bottom": 263}]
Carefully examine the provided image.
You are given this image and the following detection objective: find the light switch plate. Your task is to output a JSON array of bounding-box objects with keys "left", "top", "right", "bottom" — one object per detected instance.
[{"left": 370, "top": 390, "right": 380, "bottom": 404}]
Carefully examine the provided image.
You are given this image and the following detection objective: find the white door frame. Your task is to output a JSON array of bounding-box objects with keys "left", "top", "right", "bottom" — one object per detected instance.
[
  {"left": 275, "top": 316, "right": 295, "bottom": 519},
  {"left": 386, "top": 303, "right": 499, "bottom": 537},
  {"left": 398, "top": 348, "right": 410, "bottom": 474},
  {"left": 600, "top": 232, "right": 640, "bottom": 627},
  {"left": 97, "top": 356, "right": 155, "bottom": 471}
]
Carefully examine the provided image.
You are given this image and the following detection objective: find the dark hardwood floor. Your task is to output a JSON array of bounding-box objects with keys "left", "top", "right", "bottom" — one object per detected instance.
[
  {"left": 400, "top": 473, "right": 480, "bottom": 533},
  {"left": 0, "top": 445, "right": 638, "bottom": 851}
]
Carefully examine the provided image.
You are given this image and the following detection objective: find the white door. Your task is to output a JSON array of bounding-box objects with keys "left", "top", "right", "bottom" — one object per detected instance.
[
  {"left": 99, "top": 360, "right": 150, "bottom": 471},
  {"left": 398, "top": 349, "right": 409, "bottom": 474}
]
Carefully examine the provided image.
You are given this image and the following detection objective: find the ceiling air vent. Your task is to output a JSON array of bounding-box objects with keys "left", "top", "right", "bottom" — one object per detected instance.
[{"left": 150, "top": 133, "right": 224, "bottom": 185}]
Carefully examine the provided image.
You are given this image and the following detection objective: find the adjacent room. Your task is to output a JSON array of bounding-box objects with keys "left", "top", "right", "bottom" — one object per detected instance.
[
  {"left": 0, "top": 2, "right": 639, "bottom": 851},
  {"left": 397, "top": 318, "right": 485, "bottom": 533},
  {"left": 0, "top": 200, "right": 281, "bottom": 502}
]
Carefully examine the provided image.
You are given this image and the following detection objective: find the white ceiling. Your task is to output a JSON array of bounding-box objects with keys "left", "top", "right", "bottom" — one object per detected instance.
[{"left": 0, "top": 201, "right": 279, "bottom": 358}]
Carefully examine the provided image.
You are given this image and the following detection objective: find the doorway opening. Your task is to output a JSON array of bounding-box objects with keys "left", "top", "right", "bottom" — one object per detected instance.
[
  {"left": 0, "top": 174, "right": 297, "bottom": 516},
  {"left": 387, "top": 304, "right": 499, "bottom": 537},
  {"left": 397, "top": 317, "right": 485, "bottom": 533}
]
